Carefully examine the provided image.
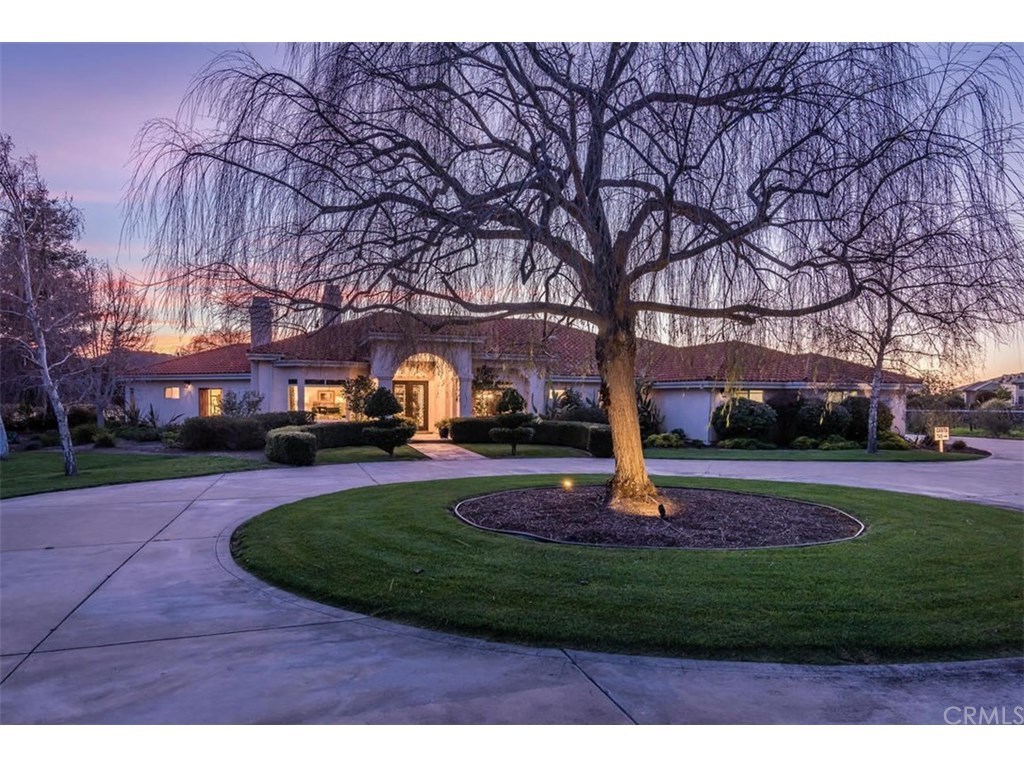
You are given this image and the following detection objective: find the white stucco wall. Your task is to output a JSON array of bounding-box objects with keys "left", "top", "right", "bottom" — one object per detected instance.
[
  {"left": 128, "top": 378, "right": 252, "bottom": 425},
  {"left": 652, "top": 388, "right": 716, "bottom": 443}
]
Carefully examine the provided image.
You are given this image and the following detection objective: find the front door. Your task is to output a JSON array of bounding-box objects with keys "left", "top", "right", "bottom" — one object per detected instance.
[{"left": 393, "top": 381, "right": 428, "bottom": 431}]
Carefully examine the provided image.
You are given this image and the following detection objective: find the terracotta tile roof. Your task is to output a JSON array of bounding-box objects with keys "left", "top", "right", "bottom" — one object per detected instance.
[
  {"left": 129, "top": 343, "right": 251, "bottom": 376},
  {"left": 134, "top": 314, "right": 919, "bottom": 386}
]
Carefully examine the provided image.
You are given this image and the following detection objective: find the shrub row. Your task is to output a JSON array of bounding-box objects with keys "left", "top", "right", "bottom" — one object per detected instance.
[
  {"left": 712, "top": 395, "right": 896, "bottom": 447},
  {"left": 179, "top": 416, "right": 266, "bottom": 451},
  {"left": 452, "top": 416, "right": 613, "bottom": 457}
]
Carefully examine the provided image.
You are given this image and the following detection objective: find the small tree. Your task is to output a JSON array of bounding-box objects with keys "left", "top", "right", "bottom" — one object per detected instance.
[
  {"left": 361, "top": 386, "right": 415, "bottom": 455},
  {"left": 341, "top": 375, "right": 377, "bottom": 420},
  {"left": 220, "top": 390, "right": 265, "bottom": 417},
  {"left": 489, "top": 387, "right": 535, "bottom": 455},
  {"left": 364, "top": 387, "right": 402, "bottom": 420}
]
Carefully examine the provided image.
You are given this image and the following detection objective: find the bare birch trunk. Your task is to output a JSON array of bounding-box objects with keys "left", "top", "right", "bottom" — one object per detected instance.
[
  {"left": 0, "top": 413, "right": 9, "bottom": 459},
  {"left": 866, "top": 360, "right": 884, "bottom": 455}
]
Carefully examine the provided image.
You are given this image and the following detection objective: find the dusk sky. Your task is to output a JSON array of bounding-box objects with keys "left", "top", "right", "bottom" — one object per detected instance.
[{"left": 1, "top": 39, "right": 1021, "bottom": 381}]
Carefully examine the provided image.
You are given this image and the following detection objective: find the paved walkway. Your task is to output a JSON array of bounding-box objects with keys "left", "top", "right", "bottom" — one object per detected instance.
[
  {"left": 409, "top": 438, "right": 484, "bottom": 461},
  {"left": 1, "top": 436, "right": 1021, "bottom": 723}
]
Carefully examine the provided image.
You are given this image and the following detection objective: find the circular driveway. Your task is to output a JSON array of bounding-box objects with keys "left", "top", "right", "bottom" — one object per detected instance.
[{"left": 1, "top": 437, "right": 1021, "bottom": 723}]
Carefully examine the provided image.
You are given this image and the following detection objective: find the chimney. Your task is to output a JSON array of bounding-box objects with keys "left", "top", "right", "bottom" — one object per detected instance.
[
  {"left": 249, "top": 296, "right": 273, "bottom": 347},
  {"left": 321, "top": 284, "right": 341, "bottom": 328}
]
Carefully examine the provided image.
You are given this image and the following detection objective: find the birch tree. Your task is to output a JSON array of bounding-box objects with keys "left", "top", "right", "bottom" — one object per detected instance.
[
  {"left": 129, "top": 43, "right": 1022, "bottom": 512},
  {"left": 1, "top": 137, "right": 91, "bottom": 475}
]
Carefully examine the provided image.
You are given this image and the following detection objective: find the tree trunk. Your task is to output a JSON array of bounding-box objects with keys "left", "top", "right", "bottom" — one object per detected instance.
[
  {"left": 596, "top": 321, "right": 660, "bottom": 514},
  {"left": 0, "top": 412, "right": 9, "bottom": 460},
  {"left": 39, "top": 363, "right": 77, "bottom": 476},
  {"left": 866, "top": 361, "right": 884, "bottom": 455}
]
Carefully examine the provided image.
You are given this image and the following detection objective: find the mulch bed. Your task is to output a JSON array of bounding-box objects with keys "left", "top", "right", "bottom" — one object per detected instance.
[{"left": 455, "top": 486, "right": 863, "bottom": 549}]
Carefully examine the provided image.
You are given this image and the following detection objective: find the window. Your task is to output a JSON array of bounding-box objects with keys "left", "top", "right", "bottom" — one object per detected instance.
[
  {"left": 199, "top": 388, "right": 222, "bottom": 416},
  {"left": 164, "top": 387, "right": 180, "bottom": 400}
]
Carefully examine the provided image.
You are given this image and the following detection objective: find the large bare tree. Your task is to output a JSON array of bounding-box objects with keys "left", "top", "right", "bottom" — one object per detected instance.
[
  {"left": 129, "top": 43, "right": 1023, "bottom": 512},
  {"left": 1, "top": 136, "right": 92, "bottom": 475},
  {"left": 76, "top": 265, "right": 153, "bottom": 428}
]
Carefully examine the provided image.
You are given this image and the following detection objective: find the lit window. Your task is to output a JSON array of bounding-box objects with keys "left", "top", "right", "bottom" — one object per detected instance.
[
  {"left": 199, "top": 388, "right": 223, "bottom": 416},
  {"left": 164, "top": 387, "right": 180, "bottom": 400}
]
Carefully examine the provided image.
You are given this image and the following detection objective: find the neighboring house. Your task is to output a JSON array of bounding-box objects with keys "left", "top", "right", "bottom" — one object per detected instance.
[
  {"left": 956, "top": 373, "right": 1024, "bottom": 408},
  {"left": 125, "top": 298, "right": 919, "bottom": 442}
]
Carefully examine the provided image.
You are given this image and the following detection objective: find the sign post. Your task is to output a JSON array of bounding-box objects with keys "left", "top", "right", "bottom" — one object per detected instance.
[{"left": 934, "top": 426, "right": 950, "bottom": 453}]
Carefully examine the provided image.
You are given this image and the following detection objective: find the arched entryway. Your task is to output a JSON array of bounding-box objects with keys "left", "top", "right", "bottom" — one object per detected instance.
[{"left": 392, "top": 353, "right": 460, "bottom": 432}]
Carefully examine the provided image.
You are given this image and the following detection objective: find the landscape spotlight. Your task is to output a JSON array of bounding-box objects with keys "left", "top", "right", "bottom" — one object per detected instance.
[{"left": 561, "top": 478, "right": 574, "bottom": 491}]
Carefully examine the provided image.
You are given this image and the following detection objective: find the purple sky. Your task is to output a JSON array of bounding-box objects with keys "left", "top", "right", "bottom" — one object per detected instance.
[{"left": 1, "top": 42, "right": 1020, "bottom": 379}]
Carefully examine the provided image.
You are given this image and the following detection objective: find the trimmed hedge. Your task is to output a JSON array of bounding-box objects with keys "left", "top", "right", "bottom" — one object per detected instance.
[
  {"left": 253, "top": 411, "right": 315, "bottom": 431},
  {"left": 179, "top": 416, "right": 266, "bottom": 451},
  {"left": 450, "top": 417, "right": 501, "bottom": 443},
  {"left": 300, "top": 421, "right": 369, "bottom": 449},
  {"left": 265, "top": 428, "right": 317, "bottom": 466},
  {"left": 532, "top": 420, "right": 592, "bottom": 451},
  {"left": 587, "top": 425, "right": 614, "bottom": 458}
]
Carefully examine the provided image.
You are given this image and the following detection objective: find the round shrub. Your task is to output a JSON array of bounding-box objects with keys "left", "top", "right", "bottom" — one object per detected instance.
[
  {"left": 790, "top": 436, "right": 819, "bottom": 450},
  {"left": 364, "top": 387, "right": 403, "bottom": 420},
  {"left": 93, "top": 430, "right": 116, "bottom": 448},
  {"left": 716, "top": 437, "right": 776, "bottom": 450},
  {"left": 950, "top": 439, "right": 968, "bottom": 451},
  {"left": 362, "top": 422, "right": 417, "bottom": 456},
  {"left": 841, "top": 396, "right": 894, "bottom": 443},
  {"left": 71, "top": 423, "right": 99, "bottom": 446},
  {"left": 819, "top": 434, "right": 861, "bottom": 451},
  {"left": 796, "top": 399, "right": 851, "bottom": 439},
  {"left": 711, "top": 398, "right": 777, "bottom": 440},
  {"left": 876, "top": 432, "right": 912, "bottom": 451},
  {"left": 644, "top": 432, "right": 685, "bottom": 449},
  {"left": 265, "top": 428, "right": 317, "bottom": 466}
]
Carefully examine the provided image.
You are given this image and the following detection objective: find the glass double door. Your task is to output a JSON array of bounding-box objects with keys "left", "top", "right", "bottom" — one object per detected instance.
[{"left": 393, "top": 381, "right": 428, "bottom": 431}]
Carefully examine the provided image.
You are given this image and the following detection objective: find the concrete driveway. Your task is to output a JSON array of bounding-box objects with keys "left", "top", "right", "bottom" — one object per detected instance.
[{"left": 1, "top": 438, "right": 1021, "bottom": 723}]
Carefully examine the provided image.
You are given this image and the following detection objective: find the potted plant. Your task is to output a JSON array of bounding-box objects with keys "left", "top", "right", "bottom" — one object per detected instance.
[{"left": 435, "top": 418, "right": 452, "bottom": 439}]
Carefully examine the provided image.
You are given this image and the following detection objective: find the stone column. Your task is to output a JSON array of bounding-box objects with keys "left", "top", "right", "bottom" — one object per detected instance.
[{"left": 458, "top": 376, "right": 474, "bottom": 417}]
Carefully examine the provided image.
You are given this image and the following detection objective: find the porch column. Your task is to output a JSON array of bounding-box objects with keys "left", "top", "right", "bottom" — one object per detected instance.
[
  {"left": 296, "top": 378, "right": 306, "bottom": 413},
  {"left": 458, "top": 376, "right": 474, "bottom": 417},
  {"left": 377, "top": 376, "right": 393, "bottom": 392}
]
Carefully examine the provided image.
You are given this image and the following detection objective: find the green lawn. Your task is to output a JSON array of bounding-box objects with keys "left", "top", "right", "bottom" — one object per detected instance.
[
  {"left": 0, "top": 450, "right": 267, "bottom": 499},
  {"left": 316, "top": 445, "right": 426, "bottom": 463},
  {"left": 950, "top": 426, "right": 1024, "bottom": 440},
  {"left": 643, "top": 447, "right": 981, "bottom": 461},
  {"left": 456, "top": 442, "right": 592, "bottom": 459},
  {"left": 232, "top": 474, "right": 1023, "bottom": 664}
]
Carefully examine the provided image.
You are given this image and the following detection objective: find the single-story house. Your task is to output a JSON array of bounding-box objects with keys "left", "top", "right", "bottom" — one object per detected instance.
[
  {"left": 126, "top": 297, "right": 918, "bottom": 442},
  {"left": 956, "top": 373, "right": 1024, "bottom": 408}
]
